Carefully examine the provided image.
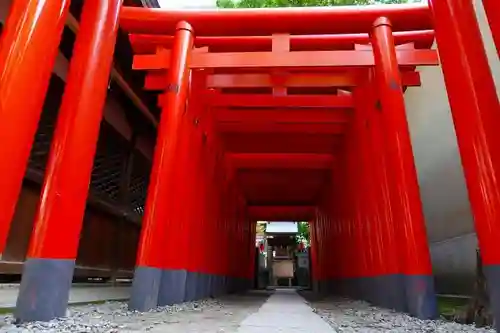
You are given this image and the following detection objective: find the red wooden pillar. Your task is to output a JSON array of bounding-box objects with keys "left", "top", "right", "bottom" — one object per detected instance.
[
  {"left": 339, "top": 131, "right": 354, "bottom": 294},
  {"left": 333, "top": 149, "right": 349, "bottom": 293},
  {"left": 233, "top": 186, "right": 241, "bottom": 290},
  {"left": 362, "top": 71, "right": 406, "bottom": 312},
  {"left": 353, "top": 82, "right": 384, "bottom": 305},
  {"left": 217, "top": 134, "right": 228, "bottom": 294},
  {"left": 0, "top": 0, "right": 70, "bottom": 256},
  {"left": 309, "top": 221, "right": 319, "bottom": 292},
  {"left": 371, "top": 17, "right": 437, "bottom": 319},
  {"left": 322, "top": 213, "right": 328, "bottom": 291},
  {"left": 214, "top": 131, "right": 226, "bottom": 294},
  {"left": 317, "top": 214, "right": 325, "bottom": 293},
  {"left": 482, "top": 0, "right": 499, "bottom": 57},
  {"left": 429, "top": 0, "right": 500, "bottom": 324},
  {"left": 14, "top": 0, "right": 122, "bottom": 323},
  {"left": 129, "top": 21, "right": 194, "bottom": 312},
  {"left": 329, "top": 166, "right": 343, "bottom": 293},
  {"left": 354, "top": 108, "right": 369, "bottom": 300},
  {"left": 228, "top": 193, "right": 235, "bottom": 291},
  {"left": 224, "top": 181, "right": 234, "bottom": 292},
  {"left": 231, "top": 189, "right": 238, "bottom": 290},
  {"left": 214, "top": 135, "right": 230, "bottom": 293},
  {"left": 343, "top": 105, "right": 368, "bottom": 298},
  {"left": 332, "top": 189, "right": 344, "bottom": 290},
  {"left": 191, "top": 72, "right": 213, "bottom": 298},
  {"left": 157, "top": 71, "right": 207, "bottom": 306},
  {"left": 199, "top": 102, "right": 218, "bottom": 295},
  {"left": 240, "top": 199, "right": 248, "bottom": 289},
  {"left": 249, "top": 219, "right": 257, "bottom": 288},
  {"left": 316, "top": 212, "right": 325, "bottom": 292},
  {"left": 323, "top": 207, "right": 332, "bottom": 289},
  {"left": 328, "top": 208, "right": 336, "bottom": 290}
]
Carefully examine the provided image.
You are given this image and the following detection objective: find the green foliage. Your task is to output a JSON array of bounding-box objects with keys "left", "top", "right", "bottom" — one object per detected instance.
[
  {"left": 296, "top": 222, "right": 310, "bottom": 244},
  {"left": 217, "top": 0, "right": 412, "bottom": 7}
]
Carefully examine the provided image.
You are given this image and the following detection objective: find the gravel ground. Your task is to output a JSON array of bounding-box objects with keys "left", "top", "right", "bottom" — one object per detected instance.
[
  {"left": 307, "top": 296, "right": 495, "bottom": 333},
  {"left": 0, "top": 291, "right": 271, "bottom": 333},
  {"left": 2, "top": 290, "right": 493, "bottom": 332}
]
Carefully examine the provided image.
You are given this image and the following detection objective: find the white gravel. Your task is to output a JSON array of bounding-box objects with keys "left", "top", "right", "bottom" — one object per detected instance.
[
  {"left": 311, "top": 298, "right": 495, "bottom": 333},
  {"left": 0, "top": 299, "right": 222, "bottom": 333}
]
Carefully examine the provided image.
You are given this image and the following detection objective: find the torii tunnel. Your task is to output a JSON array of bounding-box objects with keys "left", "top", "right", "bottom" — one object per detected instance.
[{"left": 0, "top": 0, "right": 499, "bottom": 327}]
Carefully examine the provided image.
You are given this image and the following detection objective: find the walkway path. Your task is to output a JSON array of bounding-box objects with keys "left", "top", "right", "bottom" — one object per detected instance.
[{"left": 236, "top": 289, "right": 334, "bottom": 333}]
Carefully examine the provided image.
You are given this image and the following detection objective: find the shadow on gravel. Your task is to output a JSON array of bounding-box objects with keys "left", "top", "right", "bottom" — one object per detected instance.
[
  {"left": 217, "top": 289, "right": 275, "bottom": 305},
  {"left": 297, "top": 289, "right": 328, "bottom": 303}
]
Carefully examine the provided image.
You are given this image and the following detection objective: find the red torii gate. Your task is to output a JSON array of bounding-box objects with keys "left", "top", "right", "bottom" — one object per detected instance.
[{"left": 0, "top": 0, "right": 498, "bottom": 327}]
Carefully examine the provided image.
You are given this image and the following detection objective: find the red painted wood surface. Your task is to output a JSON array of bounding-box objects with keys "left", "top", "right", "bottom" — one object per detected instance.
[{"left": 0, "top": 0, "right": 70, "bottom": 256}]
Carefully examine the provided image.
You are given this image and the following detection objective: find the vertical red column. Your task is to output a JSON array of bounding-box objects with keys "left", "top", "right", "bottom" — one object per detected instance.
[
  {"left": 318, "top": 215, "right": 326, "bottom": 293},
  {"left": 249, "top": 218, "right": 257, "bottom": 289},
  {"left": 316, "top": 213, "right": 324, "bottom": 293},
  {"left": 360, "top": 71, "right": 406, "bottom": 312},
  {"left": 326, "top": 185, "right": 334, "bottom": 288},
  {"left": 224, "top": 180, "right": 234, "bottom": 292},
  {"left": 323, "top": 210, "right": 330, "bottom": 292},
  {"left": 129, "top": 21, "right": 194, "bottom": 312},
  {"left": 328, "top": 165, "right": 342, "bottom": 294},
  {"left": 343, "top": 106, "right": 368, "bottom": 299},
  {"left": 204, "top": 134, "right": 217, "bottom": 295},
  {"left": 482, "top": 0, "right": 499, "bottom": 57},
  {"left": 192, "top": 75, "right": 213, "bottom": 299},
  {"left": 309, "top": 221, "right": 319, "bottom": 292},
  {"left": 210, "top": 128, "right": 229, "bottom": 294},
  {"left": 429, "top": 0, "right": 500, "bottom": 324},
  {"left": 333, "top": 147, "right": 349, "bottom": 295},
  {"left": 338, "top": 133, "right": 353, "bottom": 296},
  {"left": 370, "top": 70, "right": 406, "bottom": 312},
  {"left": 353, "top": 82, "right": 384, "bottom": 305},
  {"left": 14, "top": 0, "right": 122, "bottom": 323},
  {"left": 227, "top": 183, "right": 235, "bottom": 292},
  {"left": 332, "top": 189, "right": 344, "bottom": 292},
  {"left": 371, "top": 17, "right": 437, "bottom": 319},
  {"left": 0, "top": 0, "right": 70, "bottom": 256},
  {"left": 157, "top": 71, "right": 207, "bottom": 306},
  {"left": 200, "top": 102, "right": 219, "bottom": 296}
]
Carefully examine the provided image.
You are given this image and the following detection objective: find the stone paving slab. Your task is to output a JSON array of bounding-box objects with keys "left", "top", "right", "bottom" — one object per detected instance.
[{"left": 236, "top": 289, "right": 335, "bottom": 333}]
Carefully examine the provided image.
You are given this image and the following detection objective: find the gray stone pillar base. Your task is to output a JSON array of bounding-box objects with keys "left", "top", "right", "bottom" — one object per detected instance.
[
  {"left": 129, "top": 266, "right": 162, "bottom": 311},
  {"left": 312, "top": 279, "right": 320, "bottom": 294},
  {"left": 15, "top": 258, "right": 75, "bottom": 323},
  {"left": 373, "top": 275, "right": 407, "bottom": 312},
  {"left": 403, "top": 275, "right": 438, "bottom": 319},
  {"left": 484, "top": 265, "right": 500, "bottom": 328},
  {"left": 184, "top": 271, "right": 200, "bottom": 302},
  {"left": 196, "top": 273, "right": 210, "bottom": 299},
  {"left": 158, "top": 269, "right": 187, "bottom": 306},
  {"left": 226, "top": 276, "right": 234, "bottom": 293},
  {"left": 210, "top": 275, "right": 221, "bottom": 297},
  {"left": 221, "top": 276, "right": 228, "bottom": 294}
]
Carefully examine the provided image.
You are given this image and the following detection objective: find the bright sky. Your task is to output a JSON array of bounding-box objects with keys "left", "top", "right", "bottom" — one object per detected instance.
[{"left": 158, "top": 0, "right": 217, "bottom": 8}]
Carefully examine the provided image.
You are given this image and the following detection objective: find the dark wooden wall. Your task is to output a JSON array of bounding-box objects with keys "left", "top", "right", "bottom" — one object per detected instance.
[
  {"left": 1, "top": 185, "right": 140, "bottom": 278},
  {"left": 0, "top": 74, "right": 150, "bottom": 279},
  {"left": 0, "top": 0, "right": 154, "bottom": 279}
]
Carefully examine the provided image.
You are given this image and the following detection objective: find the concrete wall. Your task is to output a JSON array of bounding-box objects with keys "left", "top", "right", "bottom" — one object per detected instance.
[{"left": 405, "top": 0, "right": 500, "bottom": 295}]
